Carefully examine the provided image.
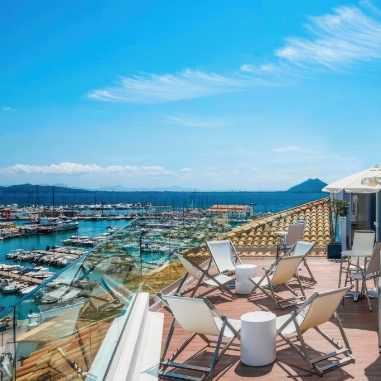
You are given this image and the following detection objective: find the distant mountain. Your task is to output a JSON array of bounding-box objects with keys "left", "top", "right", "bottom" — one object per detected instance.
[
  {"left": 0, "top": 181, "right": 327, "bottom": 194},
  {"left": 0, "top": 184, "right": 91, "bottom": 194},
  {"left": 0, "top": 184, "right": 202, "bottom": 193},
  {"left": 287, "top": 178, "right": 327, "bottom": 193}
]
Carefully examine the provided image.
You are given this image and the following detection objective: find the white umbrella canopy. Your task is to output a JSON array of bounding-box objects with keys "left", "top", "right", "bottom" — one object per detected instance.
[
  {"left": 323, "top": 165, "right": 381, "bottom": 193},
  {"left": 323, "top": 165, "right": 381, "bottom": 241}
]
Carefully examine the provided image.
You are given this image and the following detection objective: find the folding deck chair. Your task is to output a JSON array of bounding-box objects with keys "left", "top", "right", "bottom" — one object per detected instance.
[
  {"left": 247, "top": 255, "right": 307, "bottom": 309},
  {"left": 276, "top": 222, "right": 305, "bottom": 258},
  {"left": 285, "top": 240, "right": 316, "bottom": 283},
  {"left": 276, "top": 286, "right": 354, "bottom": 376},
  {"left": 175, "top": 253, "right": 236, "bottom": 299},
  {"left": 339, "top": 230, "right": 375, "bottom": 288},
  {"left": 206, "top": 239, "right": 242, "bottom": 275},
  {"left": 159, "top": 294, "right": 241, "bottom": 380}
]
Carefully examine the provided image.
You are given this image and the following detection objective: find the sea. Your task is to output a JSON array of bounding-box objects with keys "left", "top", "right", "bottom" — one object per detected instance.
[
  {"left": 1, "top": 191, "right": 327, "bottom": 258},
  {"left": 0, "top": 190, "right": 326, "bottom": 212},
  {"left": 0, "top": 191, "right": 326, "bottom": 309}
]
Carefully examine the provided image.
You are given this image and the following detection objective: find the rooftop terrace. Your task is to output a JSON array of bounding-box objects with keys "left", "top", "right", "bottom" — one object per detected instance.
[
  {"left": 158, "top": 256, "right": 381, "bottom": 380},
  {"left": 1, "top": 196, "right": 379, "bottom": 380}
]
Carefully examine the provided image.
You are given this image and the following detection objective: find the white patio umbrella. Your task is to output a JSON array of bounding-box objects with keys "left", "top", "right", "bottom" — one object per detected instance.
[{"left": 323, "top": 165, "right": 381, "bottom": 240}]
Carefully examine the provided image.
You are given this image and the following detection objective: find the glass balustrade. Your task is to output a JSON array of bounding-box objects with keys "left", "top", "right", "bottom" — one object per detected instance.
[{"left": 0, "top": 213, "right": 237, "bottom": 380}]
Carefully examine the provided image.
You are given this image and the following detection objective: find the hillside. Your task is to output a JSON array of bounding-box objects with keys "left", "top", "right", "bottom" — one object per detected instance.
[
  {"left": 287, "top": 178, "right": 327, "bottom": 193},
  {"left": 0, "top": 184, "right": 90, "bottom": 194}
]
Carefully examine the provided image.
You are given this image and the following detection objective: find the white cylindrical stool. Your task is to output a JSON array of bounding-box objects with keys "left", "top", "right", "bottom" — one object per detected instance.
[
  {"left": 240, "top": 311, "right": 276, "bottom": 366},
  {"left": 235, "top": 264, "right": 257, "bottom": 294}
]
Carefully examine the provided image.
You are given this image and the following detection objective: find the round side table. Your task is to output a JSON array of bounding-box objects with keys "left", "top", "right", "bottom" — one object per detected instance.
[
  {"left": 235, "top": 264, "right": 257, "bottom": 294},
  {"left": 240, "top": 311, "right": 276, "bottom": 366}
]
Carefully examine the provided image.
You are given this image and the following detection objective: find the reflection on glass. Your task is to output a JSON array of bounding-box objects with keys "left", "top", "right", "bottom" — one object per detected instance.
[{"left": 2, "top": 214, "right": 230, "bottom": 380}]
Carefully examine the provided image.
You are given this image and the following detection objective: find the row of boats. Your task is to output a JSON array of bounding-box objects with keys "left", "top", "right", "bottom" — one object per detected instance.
[
  {"left": 0, "top": 277, "right": 39, "bottom": 295},
  {"left": 0, "top": 263, "right": 56, "bottom": 279},
  {"left": 0, "top": 264, "right": 56, "bottom": 295},
  {"left": 20, "top": 217, "right": 80, "bottom": 234},
  {"left": 5, "top": 249, "right": 78, "bottom": 267},
  {"left": 61, "top": 226, "right": 121, "bottom": 247},
  {"left": 61, "top": 234, "right": 109, "bottom": 247},
  {"left": 0, "top": 251, "right": 61, "bottom": 293}
]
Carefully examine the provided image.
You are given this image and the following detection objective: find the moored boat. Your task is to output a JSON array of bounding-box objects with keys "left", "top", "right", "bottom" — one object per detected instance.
[
  {"left": 19, "top": 284, "right": 39, "bottom": 296},
  {"left": 2, "top": 282, "right": 21, "bottom": 294}
]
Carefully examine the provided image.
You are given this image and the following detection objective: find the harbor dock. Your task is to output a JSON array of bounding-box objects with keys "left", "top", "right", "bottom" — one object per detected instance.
[{"left": 0, "top": 270, "right": 44, "bottom": 284}]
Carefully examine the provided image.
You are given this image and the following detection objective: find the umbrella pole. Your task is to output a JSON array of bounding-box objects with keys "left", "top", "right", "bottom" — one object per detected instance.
[{"left": 376, "top": 191, "right": 379, "bottom": 242}]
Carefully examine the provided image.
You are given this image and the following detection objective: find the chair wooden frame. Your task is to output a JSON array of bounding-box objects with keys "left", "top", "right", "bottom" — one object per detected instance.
[
  {"left": 159, "top": 294, "right": 241, "bottom": 381},
  {"left": 175, "top": 254, "right": 236, "bottom": 299},
  {"left": 206, "top": 239, "right": 242, "bottom": 275},
  {"left": 247, "top": 255, "right": 307, "bottom": 309},
  {"left": 276, "top": 286, "right": 354, "bottom": 376}
]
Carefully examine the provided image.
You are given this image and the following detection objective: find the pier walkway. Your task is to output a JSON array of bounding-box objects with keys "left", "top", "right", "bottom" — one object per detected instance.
[{"left": 0, "top": 270, "right": 44, "bottom": 284}]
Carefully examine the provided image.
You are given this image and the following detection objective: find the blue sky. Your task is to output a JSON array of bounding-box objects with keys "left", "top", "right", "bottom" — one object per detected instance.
[{"left": 1, "top": 0, "right": 381, "bottom": 191}]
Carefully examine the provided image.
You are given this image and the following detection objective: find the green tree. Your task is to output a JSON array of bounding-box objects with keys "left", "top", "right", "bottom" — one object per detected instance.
[{"left": 330, "top": 199, "right": 350, "bottom": 243}]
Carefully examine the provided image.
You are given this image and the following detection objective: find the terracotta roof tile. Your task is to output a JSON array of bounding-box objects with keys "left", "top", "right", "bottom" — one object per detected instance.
[{"left": 183, "top": 197, "right": 331, "bottom": 259}]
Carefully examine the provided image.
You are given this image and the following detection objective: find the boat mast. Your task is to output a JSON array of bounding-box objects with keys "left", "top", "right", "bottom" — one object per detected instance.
[{"left": 52, "top": 186, "right": 55, "bottom": 217}]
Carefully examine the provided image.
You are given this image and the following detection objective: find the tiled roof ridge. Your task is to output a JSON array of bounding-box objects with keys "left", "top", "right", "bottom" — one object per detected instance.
[
  {"left": 185, "top": 196, "right": 331, "bottom": 258},
  {"left": 222, "top": 196, "right": 329, "bottom": 235}
]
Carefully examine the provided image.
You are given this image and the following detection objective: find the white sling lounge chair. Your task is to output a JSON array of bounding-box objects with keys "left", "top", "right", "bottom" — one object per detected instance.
[
  {"left": 277, "top": 222, "right": 305, "bottom": 258},
  {"left": 247, "top": 255, "right": 307, "bottom": 309},
  {"left": 159, "top": 294, "right": 241, "bottom": 381},
  {"left": 345, "top": 241, "right": 381, "bottom": 311},
  {"left": 206, "top": 239, "right": 242, "bottom": 274},
  {"left": 339, "top": 229, "right": 375, "bottom": 288},
  {"left": 276, "top": 286, "right": 354, "bottom": 376},
  {"left": 286, "top": 240, "right": 316, "bottom": 283},
  {"left": 175, "top": 254, "right": 236, "bottom": 299}
]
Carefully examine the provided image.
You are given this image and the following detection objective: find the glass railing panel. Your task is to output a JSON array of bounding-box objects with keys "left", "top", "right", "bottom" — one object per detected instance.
[
  {"left": 11, "top": 224, "right": 141, "bottom": 380},
  {"left": 5, "top": 213, "right": 235, "bottom": 380},
  {"left": 0, "top": 307, "right": 15, "bottom": 381}
]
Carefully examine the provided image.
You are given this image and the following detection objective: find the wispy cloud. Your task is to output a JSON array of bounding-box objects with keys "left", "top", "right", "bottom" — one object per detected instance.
[
  {"left": 180, "top": 168, "right": 194, "bottom": 179},
  {"left": 1, "top": 106, "right": 15, "bottom": 111},
  {"left": 276, "top": 5, "right": 381, "bottom": 69},
  {"left": 273, "top": 146, "right": 302, "bottom": 153},
  {"left": 87, "top": 69, "right": 275, "bottom": 104},
  {"left": 163, "top": 114, "right": 225, "bottom": 129},
  {"left": 240, "top": 63, "right": 283, "bottom": 74},
  {"left": 272, "top": 146, "right": 318, "bottom": 154},
  {"left": 181, "top": 168, "right": 194, "bottom": 173},
  {"left": 0, "top": 162, "right": 174, "bottom": 177},
  {"left": 87, "top": 3, "right": 381, "bottom": 104},
  {"left": 206, "top": 172, "right": 223, "bottom": 179}
]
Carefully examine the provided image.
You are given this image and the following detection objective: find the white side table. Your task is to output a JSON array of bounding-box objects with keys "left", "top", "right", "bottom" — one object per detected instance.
[
  {"left": 235, "top": 264, "right": 257, "bottom": 294},
  {"left": 240, "top": 311, "right": 276, "bottom": 366}
]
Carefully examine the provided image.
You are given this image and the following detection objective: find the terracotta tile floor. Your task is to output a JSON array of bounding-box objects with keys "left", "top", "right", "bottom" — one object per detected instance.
[{"left": 159, "top": 257, "right": 381, "bottom": 380}]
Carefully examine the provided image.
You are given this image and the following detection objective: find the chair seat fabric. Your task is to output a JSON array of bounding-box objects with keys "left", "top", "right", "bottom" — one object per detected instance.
[
  {"left": 275, "top": 313, "right": 304, "bottom": 335},
  {"left": 205, "top": 273, "right": 234, "bottom": 287},
  {"left": 214, "top": 317, "right": 241, "bottom": 338}
]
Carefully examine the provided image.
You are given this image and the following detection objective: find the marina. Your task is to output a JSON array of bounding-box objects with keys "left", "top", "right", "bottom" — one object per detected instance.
[
  {"left": 0, "top": 210, "right": 241, "bottom": 306},
  {"left": 0, "top": 219, "right": 129, "bottom": 306}
]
